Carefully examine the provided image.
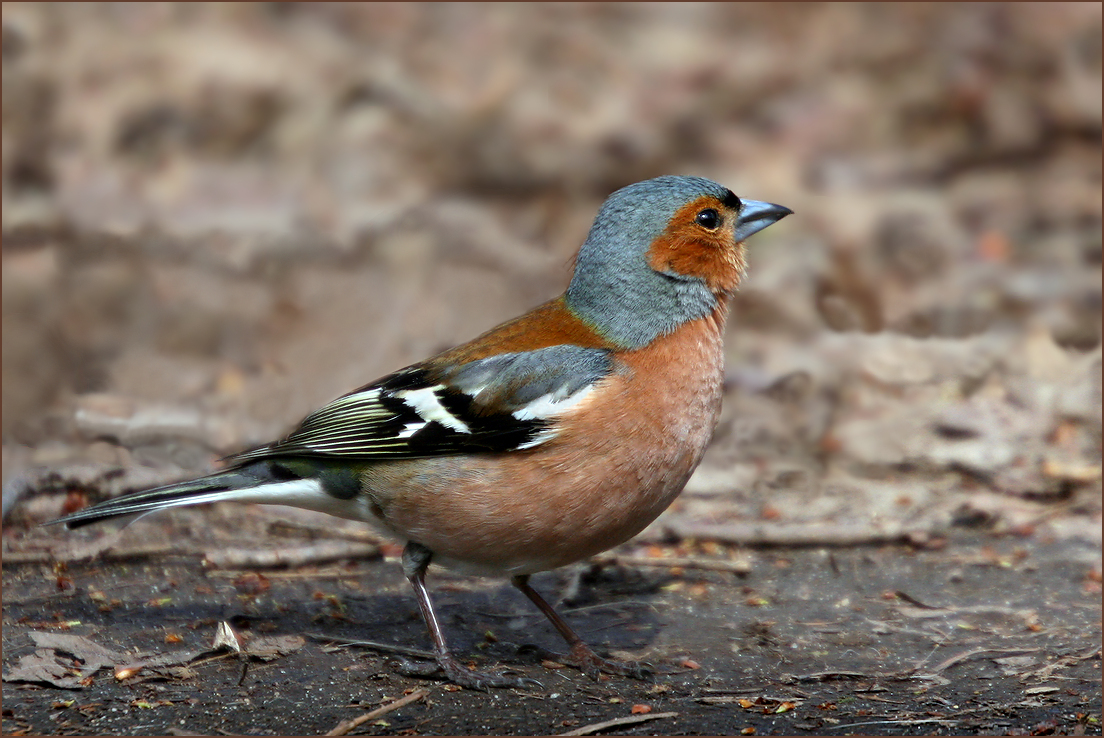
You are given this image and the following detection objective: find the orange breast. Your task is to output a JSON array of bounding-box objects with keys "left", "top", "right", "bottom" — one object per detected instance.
[{"left": 365, "top": 302, "right": 730, "bottom": 575}]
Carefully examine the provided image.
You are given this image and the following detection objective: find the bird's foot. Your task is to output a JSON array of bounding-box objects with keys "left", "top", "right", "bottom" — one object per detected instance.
[
  {"left": 564, "top": 641, "right": 652, "bottom": 681},
  {"left": 522, "top": 642, "right": 652, "bottom": 681},
  {"left": 395, "top": 655, "right": 541, "bottom": 691}
]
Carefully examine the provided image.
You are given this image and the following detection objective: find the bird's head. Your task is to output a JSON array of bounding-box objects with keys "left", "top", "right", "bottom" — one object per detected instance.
[{"left": 567, "top": 175, "right": 792, "bottom": 349}]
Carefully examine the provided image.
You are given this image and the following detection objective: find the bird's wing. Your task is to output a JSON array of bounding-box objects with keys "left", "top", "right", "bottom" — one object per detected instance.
[{"left": 227, "top": 345, "right": 614, "bottom": 463}]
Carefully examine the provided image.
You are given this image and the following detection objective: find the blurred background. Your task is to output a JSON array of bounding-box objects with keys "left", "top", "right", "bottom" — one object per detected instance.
[{"left": 2, "top": 3, "right": 1101, "bottom": 544}]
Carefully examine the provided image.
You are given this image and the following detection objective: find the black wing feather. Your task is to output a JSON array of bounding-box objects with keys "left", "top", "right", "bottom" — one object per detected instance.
[{"left": 227, "top": 347, "right": 613, "bottom": 464}]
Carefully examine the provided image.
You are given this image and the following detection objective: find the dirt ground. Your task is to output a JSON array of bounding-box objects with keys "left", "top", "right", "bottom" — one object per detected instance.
[
  {"left": 2, "top": 3, "right": 1102, "bottom": 736},
  {"left": 1, "top": 517, "right": 1101, "bottom": 736}
]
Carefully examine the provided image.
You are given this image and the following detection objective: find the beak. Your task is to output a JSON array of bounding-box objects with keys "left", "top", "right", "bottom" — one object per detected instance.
[{"left": 733, "top": 199, "right": 793, "bottom": 242}]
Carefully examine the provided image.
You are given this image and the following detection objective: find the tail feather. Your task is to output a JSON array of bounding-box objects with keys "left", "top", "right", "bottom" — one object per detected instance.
[
  {"left": 47, "top": 457, "right": 357, "bottom": 529},
  {"left": 48, "top": 470, "right": 262, "bottom": 529}
]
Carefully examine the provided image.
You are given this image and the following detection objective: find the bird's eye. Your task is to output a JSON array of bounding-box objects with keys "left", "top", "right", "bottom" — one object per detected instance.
[{"left": 695, "top": 208, "right": 721, "bottom": 230}]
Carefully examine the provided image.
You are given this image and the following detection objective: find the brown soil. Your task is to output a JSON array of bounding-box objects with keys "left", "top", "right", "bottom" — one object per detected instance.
[{"left": 3, "top": 516, "right": 1100, "bottom": 736}]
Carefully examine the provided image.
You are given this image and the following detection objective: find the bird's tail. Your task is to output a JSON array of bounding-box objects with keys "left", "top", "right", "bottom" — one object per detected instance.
[{"left": 47, "top": 464, "right": 328, "bottom": 529}]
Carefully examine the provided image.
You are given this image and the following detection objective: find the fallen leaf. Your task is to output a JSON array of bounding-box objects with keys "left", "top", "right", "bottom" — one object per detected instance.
[
  {"left": 245, "top": 635, "right": 305, "bottom": 661},
  {"left": 28, "top": 632, "right": 126, "bottom": 671},
  {"left": 165, "top": 666, "right": 199, "bottom": 680},
  {"left": 232, "top": 573, "right": 271, "bottom": 596},
  {"left": 4, "top": 651, "right": 83, "bottom": 688},
  {"left": 4, "top": 632, "right": 130, "bottom": 688}
]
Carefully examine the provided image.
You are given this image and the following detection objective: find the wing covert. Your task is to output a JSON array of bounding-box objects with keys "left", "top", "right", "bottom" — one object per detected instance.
[{"left": 227, "top": 346, "right": 613, "bottom": 464}]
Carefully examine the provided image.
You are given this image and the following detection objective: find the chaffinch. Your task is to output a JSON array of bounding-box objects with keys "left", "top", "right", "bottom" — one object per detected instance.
[{"left": 53, "top": 175, "right": 791, "bottom": 689}]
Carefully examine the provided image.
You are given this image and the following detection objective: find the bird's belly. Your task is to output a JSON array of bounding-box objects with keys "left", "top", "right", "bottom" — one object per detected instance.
[
  {"left": 366, "top": 405, "right": 717, "bottom": 576},
  {"left": 361, "top": 309, "right": 727, "bottom": 576}
]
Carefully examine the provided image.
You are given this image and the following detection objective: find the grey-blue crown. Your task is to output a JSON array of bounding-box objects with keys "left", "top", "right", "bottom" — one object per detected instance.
[{"left": 595, "top": 176, "right": 737, "bottom": 219}]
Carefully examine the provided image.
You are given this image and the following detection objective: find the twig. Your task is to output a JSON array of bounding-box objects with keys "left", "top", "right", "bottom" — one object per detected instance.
[
  {"left": 664, "top": 521, "right": 919, "bottom": 547},
  {"left": 700, "top": 687, "right": 762, "bottom": 695},
  {"left": 924, "top": 648, "right": 1041, "bottom": 676},
  {"left": 557, "top": 711, "right": 678, "bottom": 736},
  {"left": 7, "top": 539, "right": 379, "bottom": 568},
  {"left": 860, "top": 617, "right": 951, "bottom": 643},
  {"left": 826, "top": 718, "right": 960, "bottom": 730},
  {"left": 477, "top": 599, "right": 660, "bottom": 620},
  {"left": 592, "top": 553, "right": 751, "bottom": 574},
  {"left": 187, "top": 652, "right": 238, "bottom": 668},
  {"left": 203, "top": 541, "right": 379, "bottom": 569},
  {"left": 662, "top": 519, "right": 931, "bottom": 547},
  {"left": 895, "top": 602, "right": 1037, "bottom": 619},
  {"left": 1018, "top": 645, "right": 1100, "bottom": 681},
  {"left": 206, "top": 566, "right": 376, "bottom": 580},
  {"left": 786, "top": 670, "right": 872, "bottom": 683},
  {"left": 304, "top": 633, "right": 436, "bottom": 661},
  {"left": 5, "top": 541, "right": 212, "bottom": 565},
  {"left": 697, "top": 696, "right": 759, "bottom": 705},
  {"left": 326, "top": 690, "right": 428, "bottom": 736},
  {"left": 266, "top": 520, "right": 386, "bottom": 544},
  {"left": 893, "top": 590, "right": 943, "bottom": 609}
]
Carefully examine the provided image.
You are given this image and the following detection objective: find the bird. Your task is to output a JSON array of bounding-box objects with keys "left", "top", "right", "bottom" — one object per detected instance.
[{"left": 51, "top": 175, "right": 792, "bottom": 689}]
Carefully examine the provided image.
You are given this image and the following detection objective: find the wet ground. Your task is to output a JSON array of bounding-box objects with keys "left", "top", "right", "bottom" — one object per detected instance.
[{"left": 2, "top": 511, "right": 1100, "bottom": 736}]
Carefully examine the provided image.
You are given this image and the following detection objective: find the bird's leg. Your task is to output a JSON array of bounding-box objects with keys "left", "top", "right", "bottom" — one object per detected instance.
[
  {"left": 401, "top": 542, "right": 537, "bottom": 690},
  {"left": 511, "top": 574, "right": 650, "bottom": 680}
]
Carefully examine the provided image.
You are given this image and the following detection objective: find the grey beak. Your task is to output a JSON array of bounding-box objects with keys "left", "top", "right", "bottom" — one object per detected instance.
[{"left": 734, "top": 199, "right": 793, "bottom": 242}]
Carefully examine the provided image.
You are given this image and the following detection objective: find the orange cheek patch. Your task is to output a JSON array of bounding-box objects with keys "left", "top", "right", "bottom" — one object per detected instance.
[{"left": 646, "top": 197, "right": 746, "bottom": 295}]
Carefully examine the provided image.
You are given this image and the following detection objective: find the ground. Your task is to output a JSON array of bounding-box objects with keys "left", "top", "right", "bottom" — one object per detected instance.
[
  {"left": 3, "top": 516, "right": 1100, "bottom": 736},
  {"left": 2, "top": 4, "right": 1101, "bottom": 736}
]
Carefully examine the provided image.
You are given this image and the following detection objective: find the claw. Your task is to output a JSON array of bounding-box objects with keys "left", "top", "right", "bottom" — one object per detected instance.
[
  {"left": 519, "top": 643, "right": 651, "bottom": 681},
  {"left": 395, "top": 655, "right": 540, "bottom": 690},
  {"left": 566, "top": 641, "right": 652, "bottom": 681},
  {"left": 513, "top": 676, "right": 545, "bottom": 689},
  {"left": 437, "top": 658, "right": 539, "bottom": 691}
]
